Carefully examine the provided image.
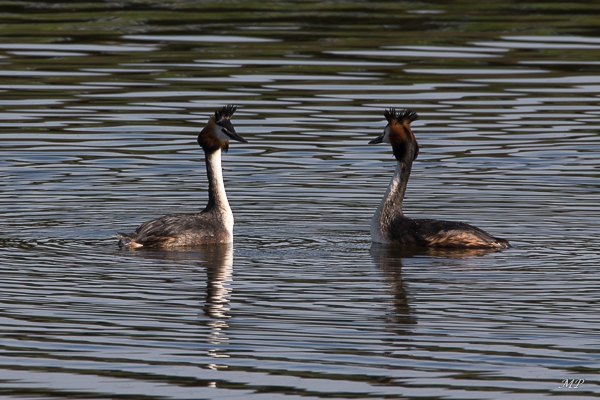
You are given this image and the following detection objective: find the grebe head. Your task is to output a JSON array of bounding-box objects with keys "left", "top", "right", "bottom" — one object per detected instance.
[
  {"left": 369, "top": 108, "right": 419, "bottom": 164},
  {"left": 198, "top": 104, "right": 248, "bottom": 153}
]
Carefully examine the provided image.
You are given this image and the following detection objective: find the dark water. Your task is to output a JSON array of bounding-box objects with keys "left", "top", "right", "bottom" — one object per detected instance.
[{"left": 1, "top": 1, "right": 600, "bottom": 399}]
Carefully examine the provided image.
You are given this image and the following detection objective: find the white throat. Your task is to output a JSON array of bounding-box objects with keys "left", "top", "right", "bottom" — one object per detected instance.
[
  {"left": 370, "top": 162, "right": 403, "bottom": 244},
  {"left": 206, "top": 150, "right": 234, "bottom": 236}
]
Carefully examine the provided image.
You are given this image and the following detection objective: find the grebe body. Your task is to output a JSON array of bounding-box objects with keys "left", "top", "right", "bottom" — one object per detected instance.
[
  {"left": 117, "top": 105, "right": 247, "bottom": 248},
  {"left": 369, "top": 109, "right": 509, "bottom": 249}
]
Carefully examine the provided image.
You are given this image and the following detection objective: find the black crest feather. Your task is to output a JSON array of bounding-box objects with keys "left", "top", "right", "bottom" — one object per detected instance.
[
  {"left": 213, "top": 104, "right": 237, "bottom": 123},
  {"left": 384, "top": 108, "right": 419, "bottom": 124}
]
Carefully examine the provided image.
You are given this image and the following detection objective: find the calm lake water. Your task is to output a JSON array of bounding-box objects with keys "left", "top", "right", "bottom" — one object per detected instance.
[{"left": 1, "top": 1, "right": 599, "bottom": 399}]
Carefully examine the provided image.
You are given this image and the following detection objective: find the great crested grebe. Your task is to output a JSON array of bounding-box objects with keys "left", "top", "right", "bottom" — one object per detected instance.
[
  {"left": 117, "top": 105, "right": 247, "bottom": 248},
  {"left": 368, "top": 108, "right": 509, "bottom": 249}
]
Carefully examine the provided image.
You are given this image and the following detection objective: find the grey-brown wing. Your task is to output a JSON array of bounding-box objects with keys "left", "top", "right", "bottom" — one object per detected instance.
[
  {"left": 389, "top": 217, "right": 508, "bottom": 248},
  {"left": 129, "top": 213, "right": 222, "bottom": 246}
]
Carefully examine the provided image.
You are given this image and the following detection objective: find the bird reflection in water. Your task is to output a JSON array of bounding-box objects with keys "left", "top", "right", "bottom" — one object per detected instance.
[
  {"left": 370, "top": 244, "right": 499, "bottom": 331},
  {"left": 201, "top": 243, "right": 233, "bottom": 370},
  {"left": 369, "top": 244, "right": 416, "bottom": 329},
  {"left": 118, "top": 243, "right": 234, "bottom": 372}
]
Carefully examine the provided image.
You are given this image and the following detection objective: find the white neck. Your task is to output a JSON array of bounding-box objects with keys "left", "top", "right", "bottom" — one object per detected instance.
[
  {"left": 371, "top": 162, "right": 404, "bottom": 243},
  {"left": 207, "top": 150, "right": 228, "bottom": 206},
  {"left": 205, "top": 149, "right": 234, "bottom": 234}
]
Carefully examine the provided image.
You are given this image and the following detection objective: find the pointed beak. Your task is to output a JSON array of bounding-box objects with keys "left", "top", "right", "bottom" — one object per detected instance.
[
  {"left": 222, "top": 128, "right": 248, "bottom": 143},
  {"left": 368, "top": 132, "right": 385, "bottom": 144}
]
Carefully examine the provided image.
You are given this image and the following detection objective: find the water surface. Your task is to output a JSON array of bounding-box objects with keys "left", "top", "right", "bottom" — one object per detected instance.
[{"left": 1, "top": 1, "right": 599, "bottom": 399}]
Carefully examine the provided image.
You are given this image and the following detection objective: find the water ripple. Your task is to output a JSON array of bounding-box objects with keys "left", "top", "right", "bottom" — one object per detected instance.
[{"left": 1, "top": 5, "right": 599, "bottom": 399}]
